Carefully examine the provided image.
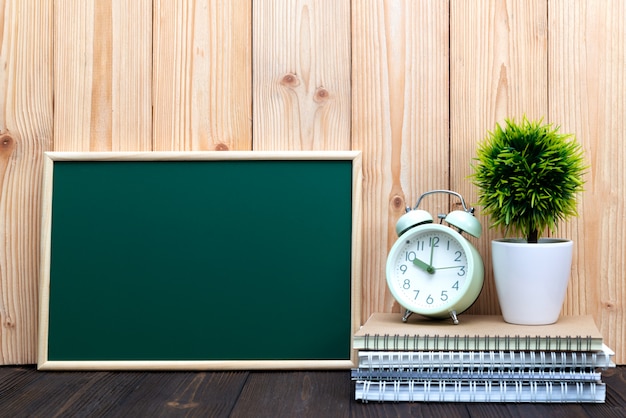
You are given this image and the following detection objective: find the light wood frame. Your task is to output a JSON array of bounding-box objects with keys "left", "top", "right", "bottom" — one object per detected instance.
[{"left": 38, "top": 151, "right": 362, "bottom": 371}]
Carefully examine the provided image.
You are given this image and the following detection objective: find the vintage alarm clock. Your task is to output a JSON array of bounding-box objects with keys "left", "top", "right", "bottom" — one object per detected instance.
[{"left": 386, "top": 190, "right": 484, "bottom": 324}]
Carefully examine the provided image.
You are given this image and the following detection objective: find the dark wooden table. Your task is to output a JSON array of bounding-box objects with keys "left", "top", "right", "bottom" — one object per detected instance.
[{"left": 0, "top": 366, "right": 624, "bottom": 417}]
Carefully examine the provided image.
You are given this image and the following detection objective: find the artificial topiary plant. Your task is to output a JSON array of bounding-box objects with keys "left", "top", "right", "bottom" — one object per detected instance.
[{"left": 471, "top": 116, "right": 587, "bottom": 243}]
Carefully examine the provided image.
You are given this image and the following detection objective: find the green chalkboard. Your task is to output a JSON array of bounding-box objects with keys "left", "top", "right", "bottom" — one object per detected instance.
[{"left": 38, "top": 151, "right": 362, "bottom": 370}]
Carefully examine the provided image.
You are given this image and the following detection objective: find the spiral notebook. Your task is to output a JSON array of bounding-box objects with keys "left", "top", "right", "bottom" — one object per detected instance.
[
  {"left": 353, "top": 313, "right": 604, "bottom": 352},
  {"left": 352, "top": 345, "right": 615, "bottom": 383},
  {"left": 352, "top": 368, "right": 603, "bottom": 382},
  {"left": 355, "top": 380, "right": 607, "bottom": 403},
  {"left": 356, "top": 344, "right": 615, "bottom": 369}
]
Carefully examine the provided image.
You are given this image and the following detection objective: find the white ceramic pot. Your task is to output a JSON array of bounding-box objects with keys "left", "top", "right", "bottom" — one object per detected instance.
[{"left": 491, "top": 238, "right": 573, "bottom": 325}]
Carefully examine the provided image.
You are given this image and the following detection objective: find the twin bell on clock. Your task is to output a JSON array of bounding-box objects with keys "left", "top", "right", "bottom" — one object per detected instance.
[{"left": 386, "top": 190, "right": 484, "bottom": 325}]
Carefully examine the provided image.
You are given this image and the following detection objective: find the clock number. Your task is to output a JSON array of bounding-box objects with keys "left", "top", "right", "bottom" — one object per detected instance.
[
  {"left": 457, "top": 266, "right": 466, "bottom": 276},
  {"left": 413, "top": 290, "right": 420, "bottom": 300},
  {"left": 452, "top": 281, "right": 459, "bottom": 290},
  {"left": 430, "top": 237, "right": 440, "bottom": 248},
  {"left": 440, "top": 290, "right": 448, "bottom": 301},
  {"left": 416, "top": 241, "right": 425, "bottom": 251},
  {"left": 454, "top": 251, "right": 462, "bottom": 262},
  {"left": 405, "top": 251, "right": 416, "bottom": 262},
  {"left": 399, "top": 264, "right": 408, "bottom": 274},
  {"left": 426, "top": 294, "right": 434, "bottom": 304},
  {"left": 403, "top": 279, "right": 411, "bottom": 289}
]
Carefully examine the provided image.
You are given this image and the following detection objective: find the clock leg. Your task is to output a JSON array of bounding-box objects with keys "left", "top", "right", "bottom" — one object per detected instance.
[
  {"left": 402, "top": 309, "right": 413, "bottom": 322},
  {"left": 450, "top": 310, "right": 459, "bottom": 325}
]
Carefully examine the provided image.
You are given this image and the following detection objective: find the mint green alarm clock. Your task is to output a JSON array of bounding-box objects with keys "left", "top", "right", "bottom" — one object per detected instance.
[{"left": 386, "top": 190, "right": 484, "bottom": 324}]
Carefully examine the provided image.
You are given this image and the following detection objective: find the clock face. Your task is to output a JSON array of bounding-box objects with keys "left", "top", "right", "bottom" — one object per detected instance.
[{"left": 386, "top": 224, "right": 481, "bottom": 316}]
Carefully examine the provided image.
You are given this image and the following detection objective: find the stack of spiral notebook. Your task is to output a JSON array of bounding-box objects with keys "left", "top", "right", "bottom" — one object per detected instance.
[{"left": 352, "top": 313, "right": 615, "bottom": 403}]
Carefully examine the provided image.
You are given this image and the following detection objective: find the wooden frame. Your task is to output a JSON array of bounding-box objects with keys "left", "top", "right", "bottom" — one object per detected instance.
[{"left": 38, "top": 151, "right": 362, "bottom": 370}]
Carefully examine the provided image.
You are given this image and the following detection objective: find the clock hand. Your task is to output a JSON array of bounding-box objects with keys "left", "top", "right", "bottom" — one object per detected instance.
[
  {"left": 434, "top": 265, "right": 463, "bottom": 271},
  {"left": 429, "top": 239, "right": 436, "bottom": 268},
  {"left": 412, "top": 258, "right": 435, "bottom": 274}
]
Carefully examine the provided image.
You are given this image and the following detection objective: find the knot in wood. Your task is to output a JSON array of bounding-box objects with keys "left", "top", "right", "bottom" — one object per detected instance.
[
  {"left": 214, "top": 143, "right": 229, "bottom": 151},
  {"left": 3, "top": 315, "right": 14, "bottom": 329},
  {"left": 314, "top": 87, "right": 330, "bottom": 103},
  {"left": 280, "top": 73, "right": 300, "bottom": 88},
  {"left": 0, "top": 134, "right": 13, "bottom": 148},
  {"left": 391, "top": 195, "right": 405, "bottom": 210},
  {"left": 604, "top": 300, "right": 616, "bottom": 310},
  {"left": 0, "top": 134, "right": 15, "bottom": 157}
]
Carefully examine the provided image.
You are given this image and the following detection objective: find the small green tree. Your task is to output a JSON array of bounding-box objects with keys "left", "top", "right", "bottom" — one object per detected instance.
[{"left": 471, "top": 117, "right": 587, "bottom": 243}]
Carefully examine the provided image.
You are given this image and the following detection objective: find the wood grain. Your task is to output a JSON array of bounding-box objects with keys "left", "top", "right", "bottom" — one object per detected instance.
[
  {"left": 53, "top": 0, "right": 152, "bottom": 151},
  {"left": 253, "top": 0, "right": 351, "bottom": 151},
  {"left": 352, "top": 1, "right": 450, "bottom": 320},
  {"left": 1, "top": 366, "right": 625, "bottom": 416},
  {"left": 0, "top": 0, "right": 625, "bottom": 365},
  {"left": 231, "top": 372, "right": 352, "bottom": 417},
  {"left": 548, "top": 0, "right": 625, "bottom": 363},
  {"left": 0, "top": 0, "right": 53, "bottom": 365},
  {"left": 450, "top": 0, "right": 549, "bottom": 316},
  {"left": 153, "top": 0, "right": 252, "bottom": 151}
]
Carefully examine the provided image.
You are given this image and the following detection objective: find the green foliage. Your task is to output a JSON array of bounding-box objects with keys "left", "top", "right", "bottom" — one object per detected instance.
[{"left": 471, "top": 117, "right": 587, "bottom": 243}]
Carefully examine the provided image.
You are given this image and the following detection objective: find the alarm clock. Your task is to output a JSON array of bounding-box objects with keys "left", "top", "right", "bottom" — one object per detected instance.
[{"left": 386, "top": 190, "right": 484, "bottom": 324}]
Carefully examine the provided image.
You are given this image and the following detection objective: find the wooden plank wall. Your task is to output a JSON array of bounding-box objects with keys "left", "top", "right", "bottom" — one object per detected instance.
[{"left": 0, "top": 0, "right": 623, "bottom": 365}]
